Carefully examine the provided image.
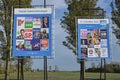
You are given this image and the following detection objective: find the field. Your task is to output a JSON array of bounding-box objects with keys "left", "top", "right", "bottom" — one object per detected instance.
[{"left": 0, "top": 71, "right": 120, "bottom": 80}]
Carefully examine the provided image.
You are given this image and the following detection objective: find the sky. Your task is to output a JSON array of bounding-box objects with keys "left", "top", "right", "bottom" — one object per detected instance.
[{"left": 31, "top": 0, "right": 120, "bottom": 71}]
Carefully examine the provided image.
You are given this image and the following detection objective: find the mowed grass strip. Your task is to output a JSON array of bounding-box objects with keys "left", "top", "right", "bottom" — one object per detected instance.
[{"left": 0, "top": 71, "right": 120, "bottom": 80}]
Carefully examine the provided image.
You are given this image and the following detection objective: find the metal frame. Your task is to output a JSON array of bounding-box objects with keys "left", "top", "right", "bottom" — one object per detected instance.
[{"left": 11, "top": 5, "right": 55, "bottom": 59}]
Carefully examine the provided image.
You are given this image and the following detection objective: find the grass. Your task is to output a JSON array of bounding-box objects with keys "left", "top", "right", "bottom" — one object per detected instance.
[{"left": 0, "top": 71, "right": 120, "bottom": 80}]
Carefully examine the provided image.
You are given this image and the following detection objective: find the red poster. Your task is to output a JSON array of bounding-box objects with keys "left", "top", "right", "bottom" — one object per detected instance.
[{"left": 24, "top": 29, "right": 32, "bottom": 40}]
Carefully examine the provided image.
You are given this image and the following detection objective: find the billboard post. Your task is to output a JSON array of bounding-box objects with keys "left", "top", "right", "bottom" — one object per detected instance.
[{"left": 43, "top": 1, "right": 48, "bottom": 80}]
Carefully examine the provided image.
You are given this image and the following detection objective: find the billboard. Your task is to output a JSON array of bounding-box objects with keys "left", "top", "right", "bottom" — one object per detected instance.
[
  {"left": 13, "top": 8, "right": 52, "bottom": 56},
  {"left": 77, "top": 19, "right": 110, "bottom": 59}
]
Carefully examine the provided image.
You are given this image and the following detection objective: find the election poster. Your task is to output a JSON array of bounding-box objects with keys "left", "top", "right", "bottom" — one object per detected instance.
[
  {"left": 77, "top": 19, "right": 110, "bottom": 59},
  {"left": 13, "top": 8, "right": 53, "bottom": 56}
]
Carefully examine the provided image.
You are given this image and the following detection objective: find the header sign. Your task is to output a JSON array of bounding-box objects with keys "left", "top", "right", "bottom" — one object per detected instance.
[
  {"left": 77, "top": 19, "right": 110, "bottom": 59},
  {"left": 14, "top": 8, "right": 52, "bottom": 14},
  {"left": 13, "top": 8, "right": 52, "bottom": 56}
]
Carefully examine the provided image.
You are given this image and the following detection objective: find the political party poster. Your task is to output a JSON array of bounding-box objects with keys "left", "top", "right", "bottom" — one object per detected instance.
[
  {"left": 77, "top": 19, "right": 110, "bottom": 59},
  {"left": 13, "top": 8, "right": 52, "bottom": 56}
]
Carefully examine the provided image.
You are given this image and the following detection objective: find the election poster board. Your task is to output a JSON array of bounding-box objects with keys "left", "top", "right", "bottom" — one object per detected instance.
[
  {"left": 77, "top": 19, "right": 110, "bottom": 59},
  {"left": 13, "top": 8, "right": 52, "bottom": 56}
]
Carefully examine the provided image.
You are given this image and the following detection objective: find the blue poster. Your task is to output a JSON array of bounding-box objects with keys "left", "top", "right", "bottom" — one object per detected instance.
[
  {"left": 77, "top": 19, "right": 110, "bottom": 59},
  {"left": 13, "top": 8, "right": 52, "bottom": 56}
]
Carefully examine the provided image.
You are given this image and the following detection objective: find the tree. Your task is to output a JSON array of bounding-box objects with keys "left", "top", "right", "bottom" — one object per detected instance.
[
  {"left": 49, "top": 65, "right": 52, "bottom": 72},
  {"left": 91, "top": 62, "right": 95, "bottom": 69},
  {"left": 0, "top": 0, "right": 32, "bottom": 59},
  {"left": 61, "top": 1, "right": 105, "bottom": 79},
  {"left": 23, "top": 57, "right": 33, "bottom": 71},
  {"left": 111, "top": 0, "right": 120, "bottom": 45},
  {"left": 61, "top": 0, "right": 103, "bottom": 55},
  {"left": 0, "top": 0, "right": 32, "bottom": 80},
  {"left": 54, "top": 65, "right": 59, "bottom": 72},
  {"left": 86, "top": 62, "right": 120, "bottom": 73}
]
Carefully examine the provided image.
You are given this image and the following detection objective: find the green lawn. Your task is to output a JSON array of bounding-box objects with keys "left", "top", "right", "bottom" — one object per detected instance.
[{"left": 0, "top": 71, "right": 120, "bottom": 80}]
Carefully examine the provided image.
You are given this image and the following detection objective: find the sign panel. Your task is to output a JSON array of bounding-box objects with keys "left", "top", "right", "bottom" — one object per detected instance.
[
  {"left": 77, "top": 19, "right": 110, "bottom": 59},
  {"left": 13, "top": 8, "right": 52, "bottom": 56}
]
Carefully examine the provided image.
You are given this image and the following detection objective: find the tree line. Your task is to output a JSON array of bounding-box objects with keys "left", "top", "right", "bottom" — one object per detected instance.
[{"left": 86, "top": 62, "right": 120, "bottom": 73}]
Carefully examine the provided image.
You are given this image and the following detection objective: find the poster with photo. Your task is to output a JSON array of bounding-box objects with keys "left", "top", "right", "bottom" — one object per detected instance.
[
  {"left": 16, "top": 29, "right": 25, "bottom": 39},
  {"left": 101, "top": 39, "right": 107, "bottom": 47},
  {"left": 41, "top": 28, "right": 49, "bottom": 39},
  {"left": 33, "top": 28, "right": 41, "bottom": 40},
  {"left": 101, "top": 48, "right": 108, "bottom": 57},
  {"left": 100, "top": 29, "right": 107, "bottom": 39},
  {"left": 81, "top": 39, "right": 88, "bottom": 48},
  {"left": 42, "top": 17, "right": 49, "bottom": 28},
  {"left": 16, "top": 40, "right": 24, "bottom": 50},
  {"left": 80, "top": 29, "right": 87, "bottom": 39},
  {"left": 94, "top": 48, "right": 101, "bottom": 57},
  {"left": 13, "top": 8, "right": 53, "bottom": 56},
  {"left": 40, "top": 39, "right": 48, "bottom": 50},
  {"left": 24, "top": 40, "right": 32, "bottom": 50},
  {"left": 93, "top": 29, "right": 100, "bottom": 39},
  {"left": 81, "top": 48, "right": 87, "bottom": 57},
  {"left": 81, "top": 39, "right": 87, "bottom": 45},
  {"left": 78, "top": 19, "right": 110, "bottom": 59},
  {"left": 87, "top": 30, "right": 93, "bottom": 45},
  {"left": 31, "top": 40, "right": 40, "bottom": 50},
  {"left": 17, "top": 17, "right": 25, "bottom": 27},
  {"left": 33, "top": 17, "right": 42, "bottom": 28},
  {"left": 88, "top": 48, "right": 95, "bottom": 57}
]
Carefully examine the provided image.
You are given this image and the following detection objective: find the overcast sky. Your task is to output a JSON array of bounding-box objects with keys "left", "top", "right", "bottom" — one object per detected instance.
[{"left": 31, "top": 0, "right": 120, "bottom": 71}]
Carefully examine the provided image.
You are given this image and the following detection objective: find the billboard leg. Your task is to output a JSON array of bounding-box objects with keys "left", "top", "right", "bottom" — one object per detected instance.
[
  {"left": 18, "top": 58, "right": 20, "bottom": 80},
  {"left": 104, "top": 59, "right": 106, "bottom": 80},
  {"left": 20, "top": 58, "right": 24, "bottom": 80},
  {"left": 100, "top": 59, "right": 107, "bottom": 80},
  {"left": 44, "top": 56, "right": 48, "bottom": 80},
  {"left": 80, "top": 59, "right": 85, "bottom": 80},
  {"left": 80, "top": 63, "right": 82, "bottom": 80},
  {"left": 100, "top": 59, "right": 102, "bottom": 80}
]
